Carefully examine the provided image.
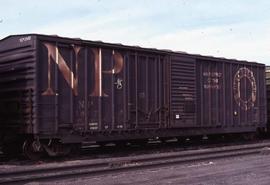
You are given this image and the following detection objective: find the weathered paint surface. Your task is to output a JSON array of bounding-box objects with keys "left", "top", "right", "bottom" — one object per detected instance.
[{"left": 0, "top": 34, "right": 267, "bottom": 142}]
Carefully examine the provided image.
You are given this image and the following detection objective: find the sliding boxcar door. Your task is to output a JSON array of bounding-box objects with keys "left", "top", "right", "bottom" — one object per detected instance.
[{"left": 170, "top": 55, "right": 196, "bottom": 128}]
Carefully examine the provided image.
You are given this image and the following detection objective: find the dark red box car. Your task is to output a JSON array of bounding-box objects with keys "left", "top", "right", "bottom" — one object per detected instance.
[{"left": 0, "top": 34, "right": 266, "bottom": 158}]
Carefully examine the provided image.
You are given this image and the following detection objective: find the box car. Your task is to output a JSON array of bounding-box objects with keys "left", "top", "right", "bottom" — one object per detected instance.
[
  {"left": 0, "top": 34, "right": 267, "bottom": 158},
  {"left": 266, "top": 66, "right": 270, "bottom": 128}
]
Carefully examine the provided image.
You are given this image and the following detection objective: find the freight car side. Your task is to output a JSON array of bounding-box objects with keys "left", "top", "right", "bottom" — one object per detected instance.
[
  {"left": 194, "top": 57, "right": 266, "bottom": 132},
  {"left": 169, "top": 54, "right": 266, "bottom": 133},
  {"left": 0, "top": 34, "right": 267, "bottom": 159},
  {"left": 266, "top": 66, "right": 270, "bottom": 129},
  {"left": 0, "top": 35, "right": 37, "bottom": 156},
  {"left": 36, "top": 36, "right": 170, "bottom": 141}
]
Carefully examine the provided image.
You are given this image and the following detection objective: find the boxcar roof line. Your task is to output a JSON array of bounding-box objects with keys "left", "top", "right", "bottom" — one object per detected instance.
[{"left": 0, "top": 33, "right": 264, "bottom": 66}]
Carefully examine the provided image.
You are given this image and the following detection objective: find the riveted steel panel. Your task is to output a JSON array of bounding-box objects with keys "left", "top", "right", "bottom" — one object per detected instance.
[
  {"left": 35, "top": 37, "right": 168, "bottom": 135},
  {"left": 0, "top": 34, "right": 266, "bottom": 144},
  {"left": 170, "top": 55, "right": 266, "bottom": 130},
  {"left": 0, "top": 35, "right": 37, "bottom": 135},
  {"left": 170, "top": 55, "right": 196, "bottom": 127},
  {"left": 196, "top": 59, "right": 266, "bottom": 129}
]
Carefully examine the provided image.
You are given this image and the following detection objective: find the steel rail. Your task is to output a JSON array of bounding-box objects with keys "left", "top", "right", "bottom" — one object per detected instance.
[{"left": 0, "top": 141, "right": 269, "bottom": 184}]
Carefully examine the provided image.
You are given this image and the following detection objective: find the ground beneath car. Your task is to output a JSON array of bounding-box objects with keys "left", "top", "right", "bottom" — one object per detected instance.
[{"left": 31, "top": 152, "right": 270, "bottom": 185}]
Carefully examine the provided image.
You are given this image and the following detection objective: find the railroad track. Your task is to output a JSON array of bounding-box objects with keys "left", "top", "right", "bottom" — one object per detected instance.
[{"left": 0, "top": 141, "right": 270, "bottom": 184}]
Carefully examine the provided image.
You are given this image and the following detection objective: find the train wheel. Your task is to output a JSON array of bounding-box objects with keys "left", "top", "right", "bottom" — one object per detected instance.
[
  {"left": 242, "top": 133, "right": 256, "bottom": 141},
  {"left": 22, "top": 139, "right": 43, "bottom": 160},
  {"left": 43, "top": 140, "right": 72, "bottom": 157}
]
